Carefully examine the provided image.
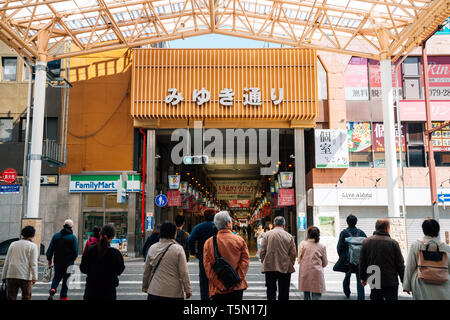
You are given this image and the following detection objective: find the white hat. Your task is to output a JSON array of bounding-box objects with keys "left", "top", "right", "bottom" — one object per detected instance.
[{"left": 64, "top": 219, "right": 74, "bottom": 228}]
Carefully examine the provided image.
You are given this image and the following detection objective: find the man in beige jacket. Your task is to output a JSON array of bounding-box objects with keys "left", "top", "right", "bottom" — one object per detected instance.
[
  {"left": 2, "top": 226, "right": 39, "bottom": 300},
  {"left": 260, "top": 216, "right": 297, "bottom": 300}
]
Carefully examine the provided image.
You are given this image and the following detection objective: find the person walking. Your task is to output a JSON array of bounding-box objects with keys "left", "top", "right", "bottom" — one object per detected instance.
[
  {"left": 83, "top": 226, "right": 100, "bottom": 255},
  {"left": 403, "top": 218, "right": 450, "bottom": 300},
  {"left": 175, "top": 215, "right": 190, "bottom": 262},
  {"left": 187, "top": 208, "right": 217, "bottom": 300},
  {"left": 203, "top": 211, "right": 250, "bottom": 300},
  {"left": 80, "top": 224, "right": 125, "bottom": 300},
  {"left": 255, "top": 226, "right": 269, "bottom": 259},
  {"left": 1, "top": 226, "right": 38, "bottom": 300},
  {"left": 298, "top": 226, "right": 328, "bottom": 300},
  {"left": 143, "top": 224, "right": 161, "bottom": 262},
  {"left": 359, "top": 219, "right": 405, "bottom": 301},
  {"left": 142, "top": 221, "right": 192, "bottom": 300},
  {"left": 333, "top": 214, "right": 367, "bottom": 300},
  {"left": 46, "top": 219, "right": 78, "bottom": 300},
  {"left": 259, "top": 216, "right": 297, "bottom": 300}
]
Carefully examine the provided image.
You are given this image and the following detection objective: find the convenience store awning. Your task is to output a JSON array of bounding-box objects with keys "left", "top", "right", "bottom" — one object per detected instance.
[{"left": 0, "top": 0, "right": 449, "bottom": 62}]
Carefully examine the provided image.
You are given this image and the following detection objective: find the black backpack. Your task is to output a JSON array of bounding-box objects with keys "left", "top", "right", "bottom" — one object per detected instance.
[
  {"left": 212, "top": 235, "right": 241, "bottom": 290},
  {"left": 176, "top": 229, "right": 186, "bottom": 247}
]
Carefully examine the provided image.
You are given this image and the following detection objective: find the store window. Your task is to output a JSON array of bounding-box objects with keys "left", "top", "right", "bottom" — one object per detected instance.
[
  {"left": 402, "top": 57, "right": 421, "bottom": 100},
  {"left": 1, "top": 57, "right": 17, "bottom": 81},
  {"left": 82, "top": 194, "right": 128, "bottom": 254},
  {"left": 0, "top": 118, "right": 13, "bottom": 142},
  {"left": 19, "top": 117, "right": 58, "bottom": 142}
]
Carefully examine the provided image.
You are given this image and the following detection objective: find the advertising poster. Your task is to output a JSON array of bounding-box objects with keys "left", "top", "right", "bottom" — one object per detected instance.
[
  {"left": 167, "top": 190, "right": 181, "bottom": 206},
  {"left": 431, "top": 121, "right": 450, "bottom": 151},
  {"left": 216, "top": 181, "right": 257, "bottom": 200},
  {"left": 344, "top": 57, "right": 369, "bottom": 100},
  {"left": 315, "top": 129, "right": 349, "bottom": 168},
  {"left": 278, "top": 188, "right": 295, "bottom": 206},
  {"left": 347, "top": 122, "right": 372, "bottom": 152},
  {"left": 372, "top": 122, "right": 406, "bottom": 152}
]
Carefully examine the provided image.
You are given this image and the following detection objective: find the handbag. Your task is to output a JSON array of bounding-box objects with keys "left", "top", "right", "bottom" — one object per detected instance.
[
  {"left": 212, "top": 235, "right": 241, "bottom": 290},
  {"left": 42, "top": 265, "right": 53, "bottom": 283},
  {"left": 417, "top": 240, "right": 448, "bottom": 285},
  {"left": 0, "top": 281, "right": 7, "bottom": 301}
]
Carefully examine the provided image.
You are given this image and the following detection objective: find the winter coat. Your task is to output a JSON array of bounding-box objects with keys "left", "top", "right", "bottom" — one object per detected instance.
[
  {"left": 187, "top": 221, "right": 217, "bottom": 262},
  {"left": 403, "top": 236, "right": 450, "bottom": 300},
  {"left": 1, "top": 239, "right": 38, "bottom": 282},
  {"left": 80, "top": 244, "right": 125, "bottom": 300},
  {"left": 334, "top": 227, "right": 367, "bottom": 273},
  {"left": 260, "top": 227, "right": 297, "bottom": 274},
  {"left": 359, "top": 231, "right": 405, "bottom": 288},
  {"left": 298, "top": 239, "right": 328, "bottom": 293},
  {"left": 203, "top": 229, "right": 250, "bottom": 298},
  {"left": 143, "top": 239, "right": 192, "bottom": 298},
  {"left": 46, "top": 227, "right": 78, "bottom": 267}
]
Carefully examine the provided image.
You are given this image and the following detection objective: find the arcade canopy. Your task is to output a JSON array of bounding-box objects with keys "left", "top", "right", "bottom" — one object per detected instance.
[{"left": 0, "top": 0, "right": 449, "bottom": 62}]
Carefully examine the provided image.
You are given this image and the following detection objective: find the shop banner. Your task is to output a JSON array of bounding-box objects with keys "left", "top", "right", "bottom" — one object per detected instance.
[
  {"left": 372, "top": 122, "right": 406, "bottom": 152},
  {"left": 399, "top": 100, "right": 450, "bottom": 121},
  {"left": 315, "top": 129, "right": 349, "bottom": 168},
  {"left": 216, "top": 181, "right": 257, "bottom": 200},
  {"left": 278, "top": 188, "right": 295, "bottom": 206},
  {"left": 167, "top": 190, "right": 181, "bottom": 207},
  {"left": 347, "top": 122, "right": 372, "bottom": 152},
  {"left": 70, "top": 175, "right": 141, "bottom": 193},
  {"left": 425, "top": 56, "right": 450, "bottom": 100},
  {"left": 431, "top": 121, "right": 450, "bottom": 152},
  {"left": 0, "top": 184, "right": 20, "bottom": 194},
  {"left": 228, "top": 200, "right": 251, "bottom": 208},
  {"left": 344, "top": 57, "right": 369, "bottom": 100},
  {"left": 279, "top": 172, "right": 294, "bottom": 188},
  {"left": 168, "top": 175, "right": 180, "bottom": 190}
]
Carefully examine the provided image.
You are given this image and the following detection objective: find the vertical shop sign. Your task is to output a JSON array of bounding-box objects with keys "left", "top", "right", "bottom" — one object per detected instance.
[
  {"left": 372, "top": 122, "right": 406, "bottom": 152},
  {"left": 167, "top": 190, "right": 181, "bottom": 206},
  {"left": 279, "top": 172, "right": 294, "bottom": 188},
  {"left": 315, "top": 130, "right": 349, "bottom": 168},
  {"left": 168, "top": 175, "right": 180, "bottom": 189}
]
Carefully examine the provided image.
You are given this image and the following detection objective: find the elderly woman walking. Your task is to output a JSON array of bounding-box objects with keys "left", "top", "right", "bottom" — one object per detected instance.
[
  {"left": 203, "top": 211, "right": 250, "bottom": 300},
  {"left": 142, "top": 221, "right": 192, "bottom": 300},
  {"left": 298, "top": 226, "right": 328, "bottom": 300},
  {"left": 403, "top": 218, "right": 450, "bottom": 300}
]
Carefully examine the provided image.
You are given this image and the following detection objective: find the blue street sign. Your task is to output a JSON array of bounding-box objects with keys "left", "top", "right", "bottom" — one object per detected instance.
[
  {"left": 438, "top": 193, "right": 450, "bottom": 203},
  {"left": 155, "top": 194, "right": 168, "bottom": 207}
]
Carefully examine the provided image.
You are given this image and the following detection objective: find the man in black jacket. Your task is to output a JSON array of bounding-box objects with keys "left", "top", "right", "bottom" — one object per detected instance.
[
  {"left": 334, "top": 214, "right": 367, "bottom": 300},
  {"left": 359, "top": 219, "right": 405, "bottom": 300}
]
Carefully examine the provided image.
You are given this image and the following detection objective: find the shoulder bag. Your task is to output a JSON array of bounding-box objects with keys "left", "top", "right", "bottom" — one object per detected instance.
[
  {"left": 212, "top": 235, "right": 241, "bottom": 290},
  {"left": 146, "top": 243, "right": 174, "bottom": 284}
]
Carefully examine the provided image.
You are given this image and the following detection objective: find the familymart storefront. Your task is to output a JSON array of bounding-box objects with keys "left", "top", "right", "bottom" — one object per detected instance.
[
  {"left": 69, "top": 174, "right": 141, "bottom": 256},
  {"left": 131, "top": 48, "right": 321, "bottom": 245}
]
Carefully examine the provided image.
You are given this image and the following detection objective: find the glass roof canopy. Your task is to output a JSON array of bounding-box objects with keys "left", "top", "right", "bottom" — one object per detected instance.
[{"left": 0, "top": 0, "right": 448, "bottom": 62}]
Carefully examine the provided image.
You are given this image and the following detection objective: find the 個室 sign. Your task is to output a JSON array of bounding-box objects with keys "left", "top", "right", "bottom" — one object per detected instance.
[{"left": 315, "top": 130, "right": 349, "bottom": 168}]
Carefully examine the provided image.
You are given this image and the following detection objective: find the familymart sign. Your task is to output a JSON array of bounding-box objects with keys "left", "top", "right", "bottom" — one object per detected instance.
[{"left": 70, "top": 175, "right": 141, "bottom": 193}]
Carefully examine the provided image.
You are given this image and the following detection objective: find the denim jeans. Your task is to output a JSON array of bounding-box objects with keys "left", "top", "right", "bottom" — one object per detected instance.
[
  {"left": 343, "top": 271, "right": 365, "bottom": 300},
  {"left": 51, "top": 264, "right": 71, "bottom": 298},
  {"left": 303, "top": 292, "right": 322, "bottom": 300}
]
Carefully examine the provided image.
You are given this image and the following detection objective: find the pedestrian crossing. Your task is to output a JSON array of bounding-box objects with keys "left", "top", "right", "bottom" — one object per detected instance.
[{"left": 1, "top": 259, "right": 411, "bottom": 300}]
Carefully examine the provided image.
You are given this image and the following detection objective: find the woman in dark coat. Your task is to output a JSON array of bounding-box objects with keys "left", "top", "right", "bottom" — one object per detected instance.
[
  {"left": 143, "top": 224, "right": 161, "bottom": 261},
  {"left": 80, "top": 224, "right": 125, "bottom": 300}
]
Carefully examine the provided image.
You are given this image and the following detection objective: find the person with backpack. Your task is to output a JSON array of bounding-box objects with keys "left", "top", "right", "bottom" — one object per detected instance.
[
  {"left": 83, "top": 226, "right": 100, "bottom": 255},
  {"left": 203, "top": 211, "right": 250, "bottom": 300},
  {"left": 80, "top": 224, "right": 125, "bottom": 300},
  {"left": 1, "top": 226, "right": 38, "bottom": 300},
  {"left": 333, "top": 214, "right": 367, "bottom": 300},
  {"left": 298, "top": 226, "right": 328, "bottom": 300},
  {"left": 142, "top": 221, "right": 192, "bottom": 300},
  {"left": 359, "top": 219, "right": 405, "bottom": 300},
  {"left": 46, "top": 219, "right": 78, "bottom": 300},
  {"left": 175, "top": 215, "right": 190, "bottom": 261},
  {"left": 403, "top": 218, "right": 450, "bottom": 300}
]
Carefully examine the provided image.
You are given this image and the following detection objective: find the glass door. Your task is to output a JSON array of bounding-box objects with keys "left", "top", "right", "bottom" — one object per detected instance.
[{"left": 83, "top": 211, "right": 104, "bottom": 249}]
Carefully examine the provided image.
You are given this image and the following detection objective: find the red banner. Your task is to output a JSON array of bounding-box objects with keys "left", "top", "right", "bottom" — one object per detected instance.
[
  {"left": 167, "top": 190, "right": 181, "bottom": 207},
  {"left": 371, "top": 122, "right": 406, "bottom": 152},
  {"left": 228, "top": 200, "right": 251, "bottom": 208},
  {"left": 278, "top": 189, "right": 295, "bottom": 206}
]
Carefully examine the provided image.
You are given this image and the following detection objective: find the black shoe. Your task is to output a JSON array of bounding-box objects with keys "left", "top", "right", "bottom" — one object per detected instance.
[{"left": 48, "top": 288, "right": 56, "bottom": 300}]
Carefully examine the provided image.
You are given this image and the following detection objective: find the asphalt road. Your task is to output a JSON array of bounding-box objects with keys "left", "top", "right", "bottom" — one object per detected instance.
[{"left": 1, "top": 257, "right": 412, "bottom": 300}]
